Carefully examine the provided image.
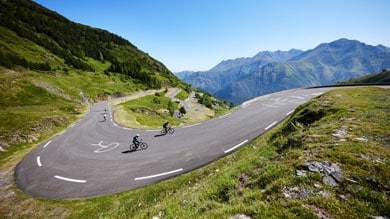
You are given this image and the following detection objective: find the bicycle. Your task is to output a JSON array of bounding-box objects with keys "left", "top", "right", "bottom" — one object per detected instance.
[
  {"left": 129, "top": 139, "right": 148, "bottom": 151},
  {"left": 161, "top": 127, "right": 175, "bottom": 135}
]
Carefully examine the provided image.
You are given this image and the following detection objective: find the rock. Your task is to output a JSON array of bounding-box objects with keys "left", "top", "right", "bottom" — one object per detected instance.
[
  {"left": 28, "top": 134, "right": 40, "bottom": 143},
  {"left": 230, "top": 214, "right": 251, "bottom": 219},
  {"left": 332, "top": 125, "right": 350, "bottom": 140},
  {"left": 0, "top": 142, "right": 10, "bottom": 148},
  {"left": 317, "top": 190, "right": 332, "bottom": 198},
  {"left": 296, "top": 170, "right": 307, "bottom": 177},
  {"left": 302, "top": 161, "right": 322, "bottom": 172},
  {"left": 354, "top": 137, "right": 368, "bottom": 142},
  {"left": 352, "top": 175, "right": 383, "bottom": 191},
  {"left": 323, "top": 175, "right": 338, "bottom": 187},
  {"left": 283, "top": 186, "right": 312, "bottom": 200},
  {"left": 301, "top": 160, "right": 343, "bottom": 187},
  {"left": 331, "top": 172, "right": 344, "bottom": 183},
  {"left": 337, "top": 194, "right": 348, "bottom": 201},
  {"left": 302, "top": 161, "right": 341, "bottom": 175},
  {"left": 374, "top": 158, "right": 386, "bottom": 164}
]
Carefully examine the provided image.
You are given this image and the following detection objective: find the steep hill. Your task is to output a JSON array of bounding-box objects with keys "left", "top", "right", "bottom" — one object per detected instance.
[
  {"left": 178, "top": 39, "right": 390, "bottom": 104},
  {"left": 0, "top": 0, "right": 181, "bottom": 88},
  {"left": 337, "top": 70, "right": 390, "bottom": 84},
  {"left": 0, "top": 0, "right": 191, "bottom": 156}
]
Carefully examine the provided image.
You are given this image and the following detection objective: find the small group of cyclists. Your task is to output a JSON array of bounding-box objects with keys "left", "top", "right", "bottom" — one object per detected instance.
[{"left": 131, "top": 121, "right": 172, "bottom": 151}]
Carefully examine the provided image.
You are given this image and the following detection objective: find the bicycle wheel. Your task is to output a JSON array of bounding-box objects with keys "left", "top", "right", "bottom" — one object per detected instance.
[
  {"left": 161, "top": 129, "right": 167, "bottom": 135},
  {"left": 129, "top": 144, "right": 137, "bottom": 151},
  {"left": 140, "top": 142, "right": 148, "bottom": 150},
  {"left": 168, "top": 128, "right": 175, "bottom": 134}
]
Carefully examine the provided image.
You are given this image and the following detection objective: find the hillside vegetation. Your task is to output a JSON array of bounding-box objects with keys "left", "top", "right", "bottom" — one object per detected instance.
[
  {"left": 337, "top": 70, "right": 390, "bottom": 85},
  {"left": 0, "top": 0, "right": 176, "bottom": 88},
  {"left": 0, "top": 0, "right": 232, "bottom": 161},
  {"left": 0, "top": 87, "right": 388, "bottom": 218}
]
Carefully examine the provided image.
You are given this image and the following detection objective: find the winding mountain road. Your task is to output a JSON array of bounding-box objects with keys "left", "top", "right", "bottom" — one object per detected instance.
[{"left": 14, "top": 86, "right": 384, "bottom": 199}]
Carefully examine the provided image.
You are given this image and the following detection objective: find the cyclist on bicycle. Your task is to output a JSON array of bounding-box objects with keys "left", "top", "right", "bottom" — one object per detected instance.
[
  {"left": 132, "top": 134, "right": 140, "bottom": 149},
  {"left": 163, "top": 121, "right": 170, "bottom": 133}
]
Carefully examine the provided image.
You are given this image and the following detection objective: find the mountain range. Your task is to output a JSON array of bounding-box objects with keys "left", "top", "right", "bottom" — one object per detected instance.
[{"left": 176, "top": 39, "right": 390, "bottom": 104}]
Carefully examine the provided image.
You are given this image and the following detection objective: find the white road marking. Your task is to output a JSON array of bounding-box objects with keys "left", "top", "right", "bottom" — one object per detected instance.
[
  {"left": 36, "top": 156, "right": 42, "bottom": 167},
  {"left": 263, "top": 103, "right": 278, "bottom": 108},
  {"left": 122, "top": 127, "right": 132, "bottom": 130},
  {"left": 58, "top": 131, "right": 65, "bottom": 136},
  {"left": 54, "top": 175, "right": 87, "bottom": 183},
  {"left": 91, "top": 141, "right": 120, "bottom": 153},
  {"left": 224, "top": 139, "right": 249, "bottom": 154},
  {"left": 265, "top": 121, "right": 278, "bottom": 130},
  {"left": 286, "top": 110, "right": 295, "bottom": 116},
  {"left": 134, "top": 168, "right": 183, "bottom": 181},
  {"left": 43, "top": 140, "right": 52, "bottom": 148},
  {"left": 289, "top": 95, "right": 305, "bottom": 99},
  {"left": 312, "top": 92, "right": 323, "bottom": 96}
]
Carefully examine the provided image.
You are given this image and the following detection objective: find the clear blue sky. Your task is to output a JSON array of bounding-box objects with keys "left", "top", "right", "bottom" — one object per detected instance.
[{"left": 33, "top": 0, "right": 389, "bottom": 72}]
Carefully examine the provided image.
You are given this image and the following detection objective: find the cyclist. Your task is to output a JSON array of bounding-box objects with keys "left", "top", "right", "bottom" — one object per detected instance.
[
  {"left": 163, "top": 121, "right": 170, "bottom": 134},
  {"left": 132, "top": 134, "right": 140, "bottom": 149}
]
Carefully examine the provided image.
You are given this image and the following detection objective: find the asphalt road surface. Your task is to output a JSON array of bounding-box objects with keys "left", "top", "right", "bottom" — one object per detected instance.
[{"left": 13, "top": 86, "right": 380, "bottom": 199}]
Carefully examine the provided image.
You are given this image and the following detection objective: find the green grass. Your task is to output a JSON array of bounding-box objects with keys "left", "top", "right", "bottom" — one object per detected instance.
[
  {"left": 1, "top": 87, "right": 388, "bottom": 218},
  {"left": 113, "top": 89, "right": 232, "bottom": 129},
  {"left": 175, "top": 88, "right": 189, "bottom": 101},
  {"left": 114, "top": 92, "right": 180, "bottom": 129}
]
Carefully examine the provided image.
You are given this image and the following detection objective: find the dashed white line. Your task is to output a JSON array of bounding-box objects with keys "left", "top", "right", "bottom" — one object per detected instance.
[
  {"left": 286, "top": 110, "right": 295, "bottom": 116},
  {"left": 265, "top": 121, "right": 278, "bottom": 130},
  {"left": 43, "top": 140, "right": 52, "bottom": 148},
  {"left": 36, "top": 156, "right": 42, "bottom": 167},
  {"left": 134, "top": 168, "right": 183, "bottom": 181},
  {"left": 54, "top": 175, "right": 87, "bottom": 183},
  {"left": 224, "top": 139, "right": 249, "bottom": 154}
]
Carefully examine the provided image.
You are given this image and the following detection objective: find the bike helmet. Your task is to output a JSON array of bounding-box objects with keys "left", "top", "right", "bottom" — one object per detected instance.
[{"left": 136, "top": 134, "right": 140, "bottom": 137}]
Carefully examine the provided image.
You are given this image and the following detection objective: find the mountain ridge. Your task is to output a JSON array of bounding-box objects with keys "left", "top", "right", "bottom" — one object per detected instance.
[
  {"left": 0, "top": 0, "right": 181, "bottom": 89},
  {"left": 176, "top": 38, "right": 390, "bottom": 104}
]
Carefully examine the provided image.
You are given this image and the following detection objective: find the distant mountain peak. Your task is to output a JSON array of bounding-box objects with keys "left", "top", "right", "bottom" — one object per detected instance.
[{"left": 179, "top": 38, "right": 390, "bottom": 105}]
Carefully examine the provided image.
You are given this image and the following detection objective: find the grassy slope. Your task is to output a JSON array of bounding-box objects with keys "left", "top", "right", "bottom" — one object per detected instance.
[
  {"left": 113, "top": 89, "right": 230, "bottom": 129},
  {"left": 1, "top": 87, "right": 388, "bottom": 218},
  {"left": 337, "top": 70, "right": 390, "bottom": 84}
]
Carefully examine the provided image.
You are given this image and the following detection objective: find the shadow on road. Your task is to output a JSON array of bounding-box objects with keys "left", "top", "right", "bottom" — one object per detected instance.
[
  {"left": 121, "top": 150, "right": 133, "bottom": 154},
  {"left": 154, "top": 134, "right": 166, "bottom": 137}
]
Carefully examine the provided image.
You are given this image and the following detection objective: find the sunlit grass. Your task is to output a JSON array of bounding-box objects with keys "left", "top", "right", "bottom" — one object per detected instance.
[{"left": 1, "top": 87, "right": 388, "bottom": 218}]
